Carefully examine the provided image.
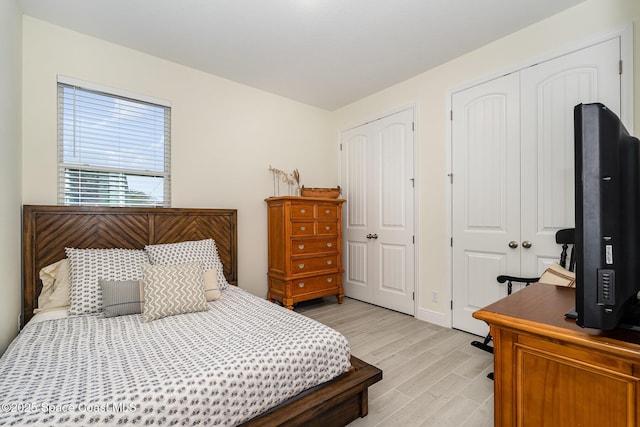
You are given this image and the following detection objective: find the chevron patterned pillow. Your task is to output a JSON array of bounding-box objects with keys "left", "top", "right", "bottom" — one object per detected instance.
[
  {"left": 145, "top": 239, "right": 230, "bottom": 290},
  {"left": 142, "top": 262, "right": 209, "bottom": 322}
]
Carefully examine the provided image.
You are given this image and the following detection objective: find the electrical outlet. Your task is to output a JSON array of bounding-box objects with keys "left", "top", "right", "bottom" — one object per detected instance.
[{"left": 431, "top": 291, "right": 439, "bottom": 303}]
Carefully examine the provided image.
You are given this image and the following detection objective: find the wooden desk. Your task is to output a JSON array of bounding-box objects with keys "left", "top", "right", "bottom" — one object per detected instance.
[{"left": 473, "top": 283, "right": 640, "bottom": 427}]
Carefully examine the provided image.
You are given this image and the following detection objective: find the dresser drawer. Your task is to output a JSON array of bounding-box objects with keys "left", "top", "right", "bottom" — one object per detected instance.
[
  {"left": 292, "top": 238, "right": 338, "bottom": 255},
  {"left": 291, "top": 255, "right": 338, "bottom": 274},
  {"left": 317, "top": 221, "right": 337, "bottom": 235},
  {"left": 318, "top": 205, "right": 338, "bottom": 219},
  {"left": 292, "top": 274, "right": 339, "bottom": 296},
  {"left": 290, "top": 204, "right": 315, "bottom": 219},
  {"left": 291, "top": 221, "right": 315, "bottom": 236}
]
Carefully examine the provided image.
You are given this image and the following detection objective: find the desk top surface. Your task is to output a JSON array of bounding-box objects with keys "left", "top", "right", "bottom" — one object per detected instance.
[{"left": 473, "top": 283, "right": 640, "bottom": 351}]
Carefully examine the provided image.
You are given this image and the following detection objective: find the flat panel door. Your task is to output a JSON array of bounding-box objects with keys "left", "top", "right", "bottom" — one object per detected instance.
[
  {"left": 519, "top": 37, "right": 621, "bottom": 277},
  {"left": 452, "top": 73, "right": 521, "bottom": 336},
  {"left": 341, "top": 108, "right": 415, "bottom": 315}
]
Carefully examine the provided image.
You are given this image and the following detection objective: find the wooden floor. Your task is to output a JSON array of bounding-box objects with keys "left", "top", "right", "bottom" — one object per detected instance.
[{"left": 297, "top": 297, "right": 494, "bottom": 427}]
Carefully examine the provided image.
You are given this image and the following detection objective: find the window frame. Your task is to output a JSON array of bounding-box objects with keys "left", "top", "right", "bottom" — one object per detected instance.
[{"left": 57, "top": 76, "right": 171, "bottom": 207}]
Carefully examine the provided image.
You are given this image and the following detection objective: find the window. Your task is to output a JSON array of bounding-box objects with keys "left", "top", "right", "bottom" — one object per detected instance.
[{"left": 58, "top": 78, "right": 171, "bottom": 207}]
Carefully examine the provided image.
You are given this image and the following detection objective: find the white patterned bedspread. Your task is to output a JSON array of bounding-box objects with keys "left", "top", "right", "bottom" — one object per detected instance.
[{"left": 0, "top": 286, "right": 351, "bottom": 426}]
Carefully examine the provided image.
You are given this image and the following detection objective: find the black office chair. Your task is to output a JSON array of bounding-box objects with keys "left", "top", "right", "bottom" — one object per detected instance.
[{"left": 471, "top": 228, "right": 575, "bottom": 379}]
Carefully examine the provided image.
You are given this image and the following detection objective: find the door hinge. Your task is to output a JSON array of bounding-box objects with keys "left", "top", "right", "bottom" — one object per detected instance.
[
  {"left": 340, "top": 143, "right": 343, "bottom": 151},
  {"left": 451, "top": 300, "right": 453, "bottom": 310},
  {"left": 413, "top": 292, "right": 415, "bottom": 301},
  {"left": 450, "top": 110, "right": 453, "bottom": 121},
  {"left": 450, "top": 237, "right": 453, "bottom": 247},
  {"left": 412, "top": 122, "right": 415, "bottom": 131},
  {"left": 410, "top": 178, "right": 415, "bottom": 187},
  {"left": 619, "top": 59, "right": 623, "bottom": 75},
  {"left": 448, "top": 173, "right": 453, "bottom": 184},
  {"left": 412, "top": 235, "right": 415, "bottom": 244}
]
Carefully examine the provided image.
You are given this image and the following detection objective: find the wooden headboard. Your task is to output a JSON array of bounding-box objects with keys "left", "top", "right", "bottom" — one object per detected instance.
[{"left": 22, "top": 205, "right": 238, "bottom": 326}]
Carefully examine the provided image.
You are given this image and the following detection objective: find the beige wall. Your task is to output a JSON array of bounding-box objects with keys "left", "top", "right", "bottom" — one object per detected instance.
[
  {"left": 22, "top": 16, "right": 337, "bottom": 299},
  {"left": 331, "top": 0, "right": 640, "bottom": 325},
  {"left": 0, "top": 0, "right": 22, "bottom": 354}
]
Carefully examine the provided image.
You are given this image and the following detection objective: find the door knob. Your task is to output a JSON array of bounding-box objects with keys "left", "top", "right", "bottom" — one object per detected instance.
[
  {"left": 366, "top": 233, "right": 379, "bottom": 240},
  {"left": 522, "top": 240, "right": 532, "bottom": 249},
  {"left": 508, "top": 241, "right": 518, "bottom": 249}
]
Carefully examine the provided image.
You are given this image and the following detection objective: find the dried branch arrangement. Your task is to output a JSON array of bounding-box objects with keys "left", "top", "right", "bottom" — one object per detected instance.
[{"left": 268, "top": 166, "right": 301, "bottom": 196}]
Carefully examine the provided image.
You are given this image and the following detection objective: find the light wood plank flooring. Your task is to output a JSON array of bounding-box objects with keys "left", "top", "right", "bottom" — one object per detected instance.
[{"left": 296, "top": 297, "right": 494, "bottom": 427}]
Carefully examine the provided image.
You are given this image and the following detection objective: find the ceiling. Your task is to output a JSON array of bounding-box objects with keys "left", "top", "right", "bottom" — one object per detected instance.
[{"left": 19, "top": 0, "right": 585, "bottom": 110}]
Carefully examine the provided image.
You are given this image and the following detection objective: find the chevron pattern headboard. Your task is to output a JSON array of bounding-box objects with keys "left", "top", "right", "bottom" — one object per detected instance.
[{"left": 22, "top": 205, "right": 238, "bottom": 326}]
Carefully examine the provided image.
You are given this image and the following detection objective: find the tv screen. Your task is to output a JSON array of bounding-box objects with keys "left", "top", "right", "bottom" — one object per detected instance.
[{"left": 574, "top": 103, "right": 640, "bottom": 331}]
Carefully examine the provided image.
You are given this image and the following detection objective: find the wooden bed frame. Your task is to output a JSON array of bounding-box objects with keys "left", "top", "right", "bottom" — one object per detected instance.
[{"left": 22, "top": 205, "right": 382, "bottom": 426}]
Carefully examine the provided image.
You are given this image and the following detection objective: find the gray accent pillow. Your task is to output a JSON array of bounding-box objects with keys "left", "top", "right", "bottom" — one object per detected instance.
[
  {"left": 142, "top": 262, "right": 208, "bottom": 322},
  {"left": 66, "top": 248, "right": 149, "bottom": 315},
  {"left": 145, "top": 239, "right": 230, "bottom": 290},
  {"left": 100, "top": 279, "right": 144, "bottom": 318}
]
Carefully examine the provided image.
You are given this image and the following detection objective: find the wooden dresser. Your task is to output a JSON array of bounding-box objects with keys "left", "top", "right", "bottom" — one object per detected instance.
[
  {"left": 474, "top": 283, "right": 640, "bottom": 427},
  {"left": 265, "top": 196, "right": 345, "bottom": 309}
]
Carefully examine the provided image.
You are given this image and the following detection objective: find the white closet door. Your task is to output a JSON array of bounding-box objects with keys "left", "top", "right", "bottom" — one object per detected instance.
[
  {"left": 451, "top": 73, "right": 521, "bottom": 336},
  {"left": 519, "top": 37, "right": 622, "bottom": 277},
  {"left": 341, "top": 124, "right": 373, "bottom": 303},
  {"left": 341, "top": 108, "right": 415, "bottom": 315},
  {"left": 451, "top": 37, "right": 622, "bottom": 336}
]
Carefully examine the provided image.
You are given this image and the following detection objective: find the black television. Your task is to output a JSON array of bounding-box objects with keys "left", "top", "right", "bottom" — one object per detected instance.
[{"left": 574, "top": 102, "right": 640, "bottom": 331}]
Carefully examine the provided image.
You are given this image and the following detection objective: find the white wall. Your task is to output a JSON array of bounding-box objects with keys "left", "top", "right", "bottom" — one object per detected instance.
[
  {"left": 0, "top": 0, "right": 23, "bottom": 354},
  {"left": 331, "top": 0, "right": 640, "bottom": 326},
  {"left": 22, "top": 16, "right": 337, "bottom": 298}
]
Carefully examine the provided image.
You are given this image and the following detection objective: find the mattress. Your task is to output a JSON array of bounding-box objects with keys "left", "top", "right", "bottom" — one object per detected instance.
[{"left": 0, "top": 286, "right": 351, "bottom": 426}]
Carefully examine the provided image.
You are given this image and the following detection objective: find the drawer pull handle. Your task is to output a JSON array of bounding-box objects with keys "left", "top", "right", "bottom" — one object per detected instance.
[
  {"left": 298, "top": 264, "right": 305, "bottom": 269},
  {"left": 300, "top": 226, "right": 306, "bottom": 231},
  {"left": 327, "top": 260, "right": 332, "bottom": 265},
  {"left": 325, "top": 226, "right": 331, "bottom": 230},
  {"left": 300, "top": 209, "right": 306, "bottom": 214},
  {"left": 325, "top": 209, "right": 330, "bottom": 214},
  {"left": 326, "top": 242, "right": 332, "bottom": 247},
  {"left": 298, "top": 282, "right": 305, "bottom": 288},
  {"left": 326, "top": 277, "right": 333, "bottom": 283},
  {"left": 298, "top": 245, "right": 304, "bottom": 250}
]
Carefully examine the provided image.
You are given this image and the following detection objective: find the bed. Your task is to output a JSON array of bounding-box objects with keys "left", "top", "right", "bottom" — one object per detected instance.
[{"left": 0, "top": 205, "right": 381, "bottom": 426}]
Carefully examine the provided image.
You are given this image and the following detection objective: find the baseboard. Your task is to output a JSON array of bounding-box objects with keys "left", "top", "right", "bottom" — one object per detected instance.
[{"left": 416, "top": 306, "right": 451, "bottom": 328}]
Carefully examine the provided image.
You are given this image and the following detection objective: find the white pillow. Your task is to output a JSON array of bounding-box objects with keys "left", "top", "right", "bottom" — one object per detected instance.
[
  {"left": 66, "top": 248, "right": 149, "bottom": 315},
  {"left": 203, "top": 266, "right": 222, "bottom": 301},
  {"left": 145, "top": 239, "right": 230, "bottom": 291},
  {"left": 142, "top": 262, "right": 209, "bottom": 322},
  {"left": 35, "top": 259, "right": 71, "bottom": 313}
]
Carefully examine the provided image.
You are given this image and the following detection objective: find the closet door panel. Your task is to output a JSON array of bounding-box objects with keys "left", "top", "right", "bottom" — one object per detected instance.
[
  {"left": 341, "top": 108, "right": 416, "bottom": 315},
  {"left": 341, "top": 129, "right": 372, "bottom": 302},
  {"left": 372, "top": 109, "right": 415, "bottom": 314},
  {"left": 520, "top": 37, "right": 621, "bottom": 277},
  {"left": 451, "top": 36, "right": 622, "bottom": 336},
  {"left": 451, "top": 73, "right": 521, "bottom": 336}
]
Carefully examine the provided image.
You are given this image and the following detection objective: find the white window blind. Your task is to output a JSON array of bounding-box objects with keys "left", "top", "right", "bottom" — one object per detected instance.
[{"left": 57, "top": 82, "right": 171, "bottom": 207}]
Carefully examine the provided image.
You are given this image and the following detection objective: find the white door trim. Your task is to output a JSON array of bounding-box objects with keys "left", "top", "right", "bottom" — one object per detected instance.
[
  {"left": 338, "top": 102, "right": 419, "bottom": 316},
  {"left": 446, "top": 25, "right": 634, "bottom": 331}
]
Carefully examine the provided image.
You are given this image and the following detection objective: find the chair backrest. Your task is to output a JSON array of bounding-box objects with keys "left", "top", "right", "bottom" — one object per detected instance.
[{"left": 555, "top": 228, "right": 575, "bottom": 272}]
